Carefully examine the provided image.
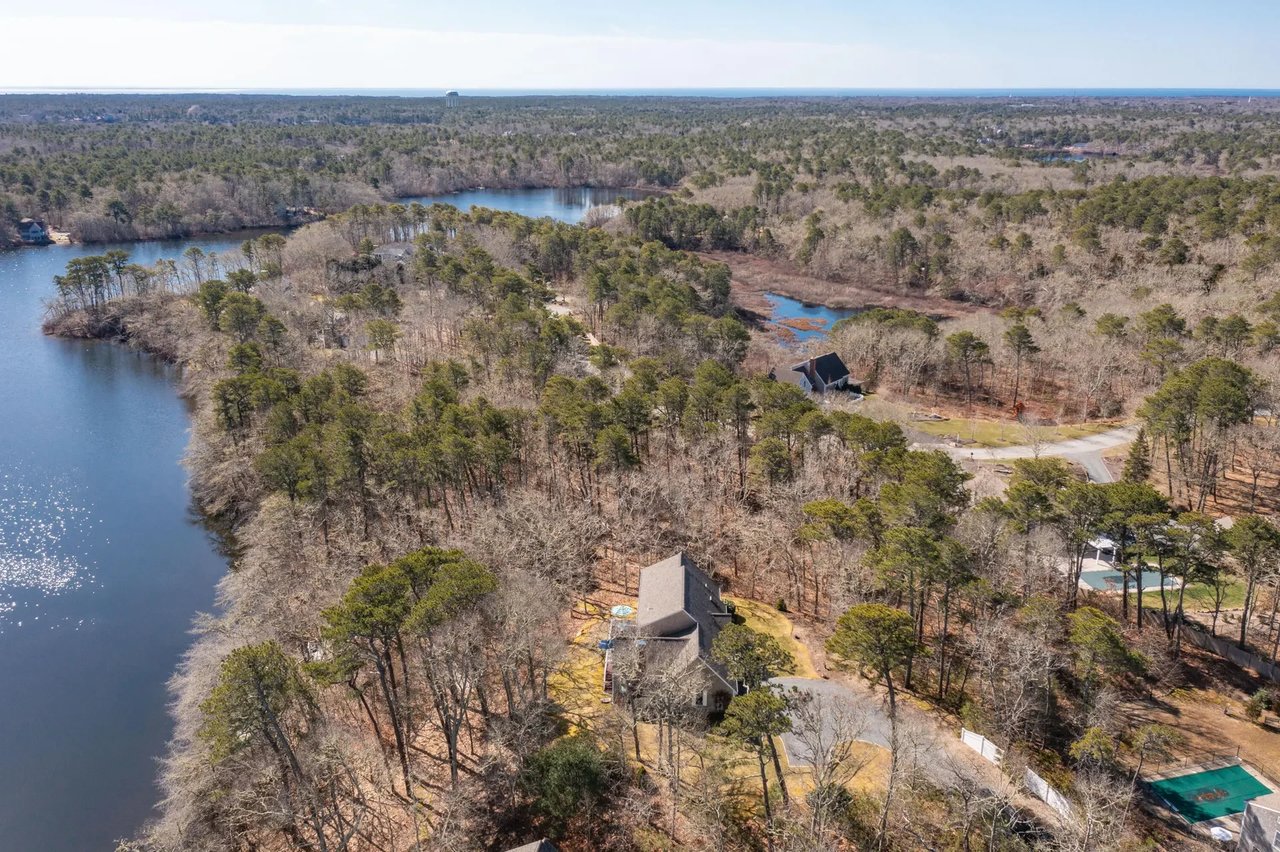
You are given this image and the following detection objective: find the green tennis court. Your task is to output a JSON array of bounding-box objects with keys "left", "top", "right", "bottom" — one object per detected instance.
[{"left": 1149, "top": 764, "right": 1271, "bottom": 823}]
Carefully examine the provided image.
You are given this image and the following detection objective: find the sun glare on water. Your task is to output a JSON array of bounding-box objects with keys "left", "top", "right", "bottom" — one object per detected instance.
[{"left": 0, "top": 471, "right": 98, "bottom": 631}]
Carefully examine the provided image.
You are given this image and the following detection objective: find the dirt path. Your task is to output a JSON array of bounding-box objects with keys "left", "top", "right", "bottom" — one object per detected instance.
[{"left": 700, "top": 250, "right": 988, "bottom": 319}]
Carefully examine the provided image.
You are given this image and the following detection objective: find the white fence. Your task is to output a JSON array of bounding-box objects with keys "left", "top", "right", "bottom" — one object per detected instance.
[
  {"left": 1024, "top": 767, "right": 1073, "bottom": 819},
  {"left": 960, "top": 728, "right": 1004, "bottom": 766}
]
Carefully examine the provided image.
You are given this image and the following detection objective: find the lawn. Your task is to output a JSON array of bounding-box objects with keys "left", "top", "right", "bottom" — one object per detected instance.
[
  {"left": 725, "top": 596, "right": 821, "bottom": 679},
  {"left": 546, "top": 610, "right": 613, "bottom": 731},
  {"left": 859, "top": 399, "right": 1124, "bottom": 449},
  {"left": 1179, "top": 578, "right": 1247, "bottom": 612},
  {"left": 908, "top": 417, "right": 1121, "bottom": 449}
]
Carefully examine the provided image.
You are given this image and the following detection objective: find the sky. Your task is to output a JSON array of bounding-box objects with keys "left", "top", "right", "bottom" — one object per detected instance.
[{"left": 3, "top": 1, "right": 1278, "bottom": 91}]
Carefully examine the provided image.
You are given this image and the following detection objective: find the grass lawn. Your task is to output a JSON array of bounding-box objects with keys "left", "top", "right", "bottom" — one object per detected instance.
[
  {"left": 908, "top": 417, "right": 1122, "bottom": 449},
  {"left": 1180, "top": 578, "right": 1247, "bottom": 612},
  {"left": 546, "top": 610, "right": 613, "bottom": 732},
  {"left": 859, "top": 399, "right": 1125, "bottom": 449},
  {"left": 725, "top": 596, "right": 821, "bottom": 679}
]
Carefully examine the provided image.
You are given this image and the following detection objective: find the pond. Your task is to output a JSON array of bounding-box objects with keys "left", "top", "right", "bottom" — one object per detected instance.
[
  {"left": 402, "top": 186, "right": 658, "bottom": 223},
  {"left": 0, "top": 237, "right": 238, "bottom": 851},
  {"left": 764, "top": 291, "right": 860, "bottom": 343}
]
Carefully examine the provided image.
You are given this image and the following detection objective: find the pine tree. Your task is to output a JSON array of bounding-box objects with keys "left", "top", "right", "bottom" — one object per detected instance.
[{"left": 1122, "top": 427, "right": 1153, "bottom": 483}]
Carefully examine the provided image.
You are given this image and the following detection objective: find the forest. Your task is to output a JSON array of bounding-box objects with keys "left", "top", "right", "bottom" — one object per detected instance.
[{"left": 23, "top": 93, "right": 1280, "bottom": 851}]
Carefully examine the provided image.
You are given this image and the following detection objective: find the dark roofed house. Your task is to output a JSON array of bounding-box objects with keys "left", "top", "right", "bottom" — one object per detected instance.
[
  {"left": 608, "top": 552, "right": 738, "bottom": 714},
  {"left": 773, "top": 352, "right": 857, "bottom": 394}
]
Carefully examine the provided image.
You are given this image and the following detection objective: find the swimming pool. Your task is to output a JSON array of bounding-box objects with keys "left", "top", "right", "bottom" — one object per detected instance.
[
  {"left": 1149, "top": 763, "right": 1271, "bottom": 823},
  {"left": 1079, "top": 569, "right": 1178, "bottom": 592}
]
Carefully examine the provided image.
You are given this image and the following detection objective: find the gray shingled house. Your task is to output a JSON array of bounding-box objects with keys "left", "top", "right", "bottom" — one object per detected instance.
[{"left": 605, "top": 552, "right": 738, "bottom": 713}]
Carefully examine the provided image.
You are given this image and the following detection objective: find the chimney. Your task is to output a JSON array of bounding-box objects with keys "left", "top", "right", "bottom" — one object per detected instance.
[{"left": 808, "top": 357, "right": 817, "bottom": 378}]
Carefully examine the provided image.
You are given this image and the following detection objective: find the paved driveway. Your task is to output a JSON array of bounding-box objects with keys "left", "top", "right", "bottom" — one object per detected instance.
[{"left": 769, "top": 676, "right": 891, "bottom": 767}]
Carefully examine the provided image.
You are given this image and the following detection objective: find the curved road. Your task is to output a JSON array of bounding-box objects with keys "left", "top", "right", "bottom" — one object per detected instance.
[{"left": 934, "top": 424, "right": 1137, "bottom": 483}]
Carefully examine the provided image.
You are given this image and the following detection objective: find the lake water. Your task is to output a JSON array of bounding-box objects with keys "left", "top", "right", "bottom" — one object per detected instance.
[
  {"left": 0, "top": 188, "right": 642, "bottom": 849},
  {"left": 764, "top": 291, "right": 859, "bottom": 343},
  {"left": 0, "top": 237, "right": 241, "bottom": 851},
  {"left": 402, "top": 186, "right": 656, "bottom": 223}
]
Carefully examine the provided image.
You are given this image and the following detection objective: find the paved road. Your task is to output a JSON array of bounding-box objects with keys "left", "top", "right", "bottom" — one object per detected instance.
[
  {"left": 935, "top": 424, "right": 1137, "bottom": 462},
  {"left": 768, "top": 676, "right": 1057, "bottom": 822},
  {"left": 933, "top": 424, "right": 1135, "bottom": 483},
  {"left": 1065, "top": 451, "right": 1115, "bottom": 483}
]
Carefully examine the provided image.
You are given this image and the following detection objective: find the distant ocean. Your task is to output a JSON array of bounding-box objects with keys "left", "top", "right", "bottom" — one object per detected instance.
[{"left": 4, "top": 87, "right": 1280, "bottom": 99}]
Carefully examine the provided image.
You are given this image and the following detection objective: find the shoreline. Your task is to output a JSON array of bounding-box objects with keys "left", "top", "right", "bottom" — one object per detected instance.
[
  {"left": 5, "top": 183, "right": 668, "bottom": 251},
  {"left": 706, "top": 249, "right": 990, "bottom": 321}
]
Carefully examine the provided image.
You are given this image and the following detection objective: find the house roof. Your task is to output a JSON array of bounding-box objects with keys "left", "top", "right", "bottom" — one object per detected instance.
[
  {"left": 636, "top": 552, "right": 735, "bottom": 690},
  {"left": 505, "top": 841, "right": 557, "bottom": 852},
  {"left": 771, "top": 366, "right": 809, "bottom": 388},
  {"left": 792, "top": 351, "right": 849, "bottom": 385},
  {"left": 638, "top": 552, "right": 723, "bottom": 639}
]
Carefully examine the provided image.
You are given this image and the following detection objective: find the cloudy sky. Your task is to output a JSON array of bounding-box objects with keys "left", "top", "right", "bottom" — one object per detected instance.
[{"left": 4, "top": 0, "right": 1276, "bottom": 91}]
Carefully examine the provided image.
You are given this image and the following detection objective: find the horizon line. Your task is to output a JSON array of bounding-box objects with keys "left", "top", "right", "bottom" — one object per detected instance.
[{"left": 4, "top": 86, "right": 1280, "bottom": 99}]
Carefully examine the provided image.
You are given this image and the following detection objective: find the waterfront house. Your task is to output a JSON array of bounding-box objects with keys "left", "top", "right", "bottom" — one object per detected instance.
[
  {"left": 18, "top": 218, "right": 49, "bottom": 244},
  {"left": 606, "top": 552, "right": 738, "bottom": 713},
  {"left": 770, "top": 352, "right": 857, "bottom": 394}
]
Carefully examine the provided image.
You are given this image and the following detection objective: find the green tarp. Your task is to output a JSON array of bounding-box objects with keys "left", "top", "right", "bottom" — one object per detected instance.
[{"left": 1149, "top": 764, "right": 1271, "bottom": 823}]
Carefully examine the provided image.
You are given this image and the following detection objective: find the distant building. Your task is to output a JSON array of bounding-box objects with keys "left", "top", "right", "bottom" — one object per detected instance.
[
  {"left": 606, "top": 553, "right": 738, "bottom": 714},
  {"left": 770, "top": 352, "right": 857, "bottom": 394},
  {"left": 445, "top": 90, "right": 460, "bottom": 107},
  {"left": 17, "top": 218, "right": 49, "bottom": 244}
]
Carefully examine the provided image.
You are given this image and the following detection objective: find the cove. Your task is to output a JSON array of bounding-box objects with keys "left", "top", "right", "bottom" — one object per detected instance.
[
  {"left": 0, "top": 236, "right": 245, "bottom": 851},
  {"left": 764, "top": 291, "right": 859, "bottom": 343}
]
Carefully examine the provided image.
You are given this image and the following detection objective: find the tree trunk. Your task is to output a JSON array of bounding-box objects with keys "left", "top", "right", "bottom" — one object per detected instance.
[
  {"left": 757, "top": 748, "right": 774, "bottom": 850},
  {"left": 767, "top": 736, "right": 789, "bottom": 804}
]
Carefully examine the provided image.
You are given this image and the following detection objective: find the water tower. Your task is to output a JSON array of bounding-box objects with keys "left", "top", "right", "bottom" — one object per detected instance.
[{"left": 445, "top": 91, "right": 460, "bottom": 108}]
